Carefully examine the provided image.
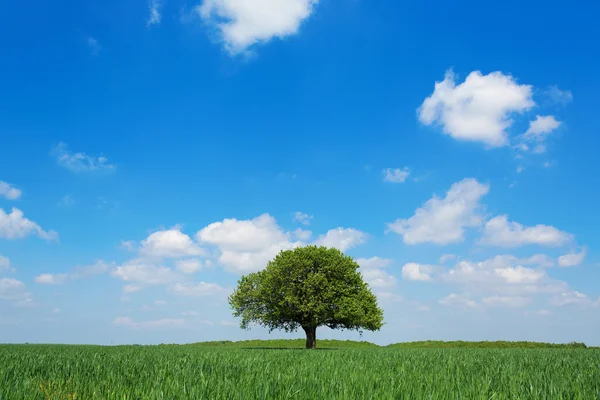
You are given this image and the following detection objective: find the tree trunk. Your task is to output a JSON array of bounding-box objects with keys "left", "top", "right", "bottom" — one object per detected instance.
[{"left": 303, "top": 326, "right": 317, "bottom": 349}]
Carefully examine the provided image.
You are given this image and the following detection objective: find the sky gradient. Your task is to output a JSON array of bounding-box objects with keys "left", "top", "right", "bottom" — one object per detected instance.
[{"left": 1, "top": 0, "right": 599, "bottom": 346}]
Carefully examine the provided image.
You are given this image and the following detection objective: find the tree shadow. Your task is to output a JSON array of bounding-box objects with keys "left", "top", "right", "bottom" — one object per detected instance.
[{"left": 242, "top": 347, "right": 340, "bottom": 351}]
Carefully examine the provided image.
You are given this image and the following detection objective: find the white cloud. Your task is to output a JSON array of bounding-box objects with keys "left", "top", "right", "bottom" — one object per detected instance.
[
  {"left": 147, "top": 0, "right": 162, "bottom": 27},
  {"left": 383, "top": 168, "right": 410, "bottom": 183},
  {"left": 356, "top": 257, "right": 393, "bottom": 270},
  {"left": 196, "top": 0, "right": 319, "bottom": 54},
  {"left": 0, "top": 181, "right": 21, "bottom": 200},
  {"left": 111, "top": 260, "right": 182, "bottom": 285},
  {"left": 35, "top": 261, "right": 109, "bottom": 285},
  {"left": 494, "top": 266, "right": 545, "bottom": 284},
  {"left": 293, "top": 212, "right": 313, "bottom": 225},
  {"left": 482, "top": 296, "right": 530, "bottom": 308},
  {"left": 0, "top": 208, "right": 58, "bottom": 241},
  {"left": 480, "top": 215, "right": 572, "bottom": 248},
  {"left": 0, "top": 256, "right": 10, "bottom": 272},
  {"left": 113, "top": 317, "right": 185, "bottom": 329},
  {"left": 439, "top": 293, "right": 478, "bottom": 309},
  {"left": 50, "top": 142, "right": 114, "bottom": 173},
  {"left": 418, "top": 70, "right": 534, "bottom": 147},
  {"left": 401, "top": 263, "right": 434, "bottom": 281},
  {"left": 181, "top": 311, "right": 200, "bottom": 316},
  {"left": 140, "top": 227, "right": 205, "bottom": 259},
  {"left": 293, "top": 228, "right": 312, "bottom": 241},
  {"left": 313, "top": 228, "right": 367, "bottom": 252},
  {"left": 387, "top": 178, "right": 489, "bottom": 245},
  {"left": 169, "top": 282, "right": 228, "bottom": 297},
  {"left": 356, "top": 257, "right": 395, "bottom": 289},
  {"left": 524, "top": 115, "right": 561, "bottom": 138},
  {"left": 558, "top": 248, "right": 586, "bottom": 267},
  {"left": 175, "top": 259, "right": 204, "bottom": 274},
  {"left": 197, "top": 214, "right": 299, "bottom": 273}
]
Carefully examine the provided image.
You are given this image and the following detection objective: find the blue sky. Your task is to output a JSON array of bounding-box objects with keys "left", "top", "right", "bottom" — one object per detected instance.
[{"left": 1, "top": 0, "right": 599, "bottom": 346}]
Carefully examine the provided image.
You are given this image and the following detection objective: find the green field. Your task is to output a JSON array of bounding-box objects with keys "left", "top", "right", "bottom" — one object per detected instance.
[{"left": 1, "top": 343, "right": 599, "bottom": 399}]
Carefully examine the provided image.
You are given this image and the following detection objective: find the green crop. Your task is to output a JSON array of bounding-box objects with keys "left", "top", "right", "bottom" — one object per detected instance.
[{"left": 1, "top": 344, "right": 599, "bottom": 399}]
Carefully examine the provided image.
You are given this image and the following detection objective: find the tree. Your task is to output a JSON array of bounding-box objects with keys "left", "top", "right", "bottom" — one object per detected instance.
[{"left": 228, "top": 246, "right": 384, "bottom": 349}]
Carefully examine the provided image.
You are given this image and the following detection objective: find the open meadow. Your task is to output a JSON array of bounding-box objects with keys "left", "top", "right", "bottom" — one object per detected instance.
[{"left": 1, "top": 341, "right": 599, "bottom": 399}]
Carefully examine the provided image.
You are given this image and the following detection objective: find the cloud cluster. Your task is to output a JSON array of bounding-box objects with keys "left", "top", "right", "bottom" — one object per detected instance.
[
  {"left": 35, "top": 261, "right": 110, "bottom": 285},
  {"left": 419, "top": 70, "right": 534, "bottom": 147}
]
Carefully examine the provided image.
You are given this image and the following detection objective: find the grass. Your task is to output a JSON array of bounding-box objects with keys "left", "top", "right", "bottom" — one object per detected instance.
[{"left": 1, "top": 344, "right": 599, "bottom": 399}]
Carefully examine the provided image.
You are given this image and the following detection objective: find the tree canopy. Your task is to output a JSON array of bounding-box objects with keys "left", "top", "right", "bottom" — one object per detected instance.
[{"left": 228, "top": 246, "right": 384, "bottom": 349}]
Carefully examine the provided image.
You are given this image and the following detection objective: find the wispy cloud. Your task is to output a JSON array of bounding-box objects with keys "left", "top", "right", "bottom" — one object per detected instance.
[
  {"left": 51, "top": 142, "right": 115, "bottom": 174},
  {"left": 147, "top": 0, "right": 162, "bottom": 27},
  {"left": 0, "top": 181, "right": 21, "bottom": 200}
]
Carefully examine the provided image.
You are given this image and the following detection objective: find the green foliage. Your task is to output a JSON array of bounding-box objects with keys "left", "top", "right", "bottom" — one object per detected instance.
[
  {"left": 1, "top": 345, "right": 600, "bottom": 399},
  {"left": 228, "top": 246, "right": 384, "bottom": 337},
  {"left": 190, "top": 339, "right": 379, "bottom": 349}
]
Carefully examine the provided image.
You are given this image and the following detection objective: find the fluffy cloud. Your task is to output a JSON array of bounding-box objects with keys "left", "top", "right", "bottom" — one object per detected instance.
[
  {"left": 51, "top": 142, "right": 114, "bottom": 173},
  {"left": 197, "top": 214, "right": 299, "bottom": 273},
  {"left": 35, "top": 261, "right": 109, "bottom": 285},
  {"left": 387, "top": 178, "right": 489, "bottom": 245},
  {"left": 0, "top": 208, "right": 58, "bottom": 241},
  {"left": 313, "top": 228, "right": 367, "bottom": 252},
  {"left": 293, "top": 228, "right": 312, "bottom": 241},
  {"left": 293, "top": 212, "right": 313, "bottom": 225},
  {"left": 113, "top": 317, "right": 185, "bottom": 329},
  {"left": 418, "top": 70, "right": 534, "bottom": 147},
  {"left": 356, "top": 257, "right": 395, "bottom": 289},
  {"left": 111, "top": 260, "right": 182, "bottom": 285},
  {"left": 147, "top": 0, "right": 161, "bottom": 27},
  {"left": 524, "top": 115, "right": 561, "bottom": 138},
  {"left": 558, "top": 248, "right": 586, "bottom": 267},
  {"left": 140, "top": 228, "right": 205, "bottom": 259},
  {"left": 383, "top": 168, "right": 410, "bottom": 183},
  {"left": 196, "top": 0, "right": 318, "bottom": 54},
  {"left": 494, "top": 266, "right": 545, "bottom": 284},
  {"left": 439, "top": 293, "right": 478, "bottom": 309},
  {"left": 175, "top": 259, "right": 205, "bottom": 274},
  {"left": 479, "top": 215, "right": 572, "bottom": 248},
  {"left": 401, "top": 263, "right": 434, "bottom": 281},
  {"left": 0, "top": 181, "right": 21, "bottom": 200},
  {"left": 169, "top": 282, "right": 229, "bottom": 297}
]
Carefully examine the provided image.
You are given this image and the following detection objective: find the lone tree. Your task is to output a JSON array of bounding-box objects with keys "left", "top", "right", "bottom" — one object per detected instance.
[{"left": 228, "top": 246, "right": 384, "bottom": 349}]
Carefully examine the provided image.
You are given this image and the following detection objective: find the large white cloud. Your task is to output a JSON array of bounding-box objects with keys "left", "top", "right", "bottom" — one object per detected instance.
[
  {"left": 196, "top": 0, "right": 318, "bottom": 54},
  {"left": 387, "top": 178, "right": 489, "bottom": 245},
  {"left": 418, "top": 70, "right": 534, "bottom": 147},
  {"left": 0, "top": 181, "right": 21, "bottom": 200},
  {"left": 0, "top": 208, "right": 58, "bottom": 241},
  {"left": 111, "top": 260, "right": 182, "bottom": 286},
  {"left": 479, "top": 215, "right": 572, "bottom": 248},
  {"left": 197, "top": 214, "right": 299, "bottom": 273}
]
